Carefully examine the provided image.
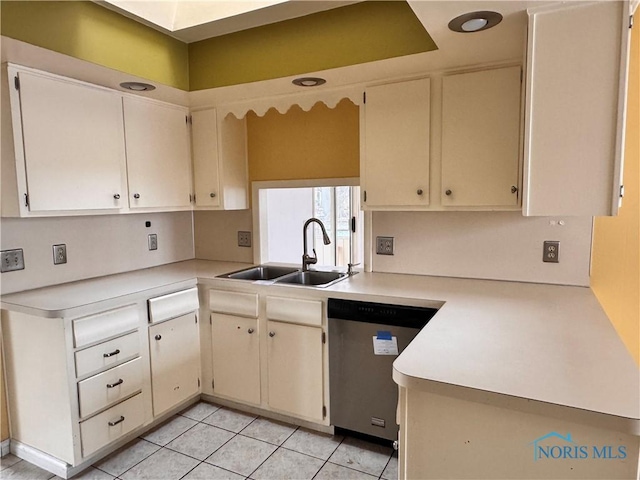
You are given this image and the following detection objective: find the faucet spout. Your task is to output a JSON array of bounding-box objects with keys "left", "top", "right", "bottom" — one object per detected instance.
[{"left": 302, "top": 218, "right": 331, "bottom": 272}]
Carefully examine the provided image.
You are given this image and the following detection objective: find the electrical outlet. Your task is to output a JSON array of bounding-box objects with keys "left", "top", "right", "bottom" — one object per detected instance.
[
  {"left": 543, "top": 241, "right": 560, "bottom": 263},
  {"left": 53, "top": 244, "right": 67, "bottom": 265},
  {"left": 148, "top": 234, "right": 158, "bottom": 251},
  {"left": 376, "top": 236, "right": 394, "bottom": 255},
  {"left": 1, "top": 249, "right": 25, "bottom": 272},
  {"left": 238, "top": 231, "right": 252, "bottom": 248}
]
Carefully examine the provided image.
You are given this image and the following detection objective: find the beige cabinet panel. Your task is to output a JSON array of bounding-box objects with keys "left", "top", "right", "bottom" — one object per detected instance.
[
  {"left": 267, "top": 321, "right": 323, "bottom": 421},
  {"left": 441, "top": 66, "right": 521, "bottom": 207},
  {"left": 75, "top": 331, "right": 140, "bottom": 379},
  {"left": 211, "top": 313, "right": 260, "bottom": 405},
  {"left": 192, "top": 109, "right": 221, "bottom": 208},
  {"left": 362, "top": 78, "right": 430, "bottom": 208},
  {"left": 80, "top": 393, "right": 144, "bottom": 458},
  {"left": 14, "top": 69, "right": 126, "bottom": 212},
  {"left": 123, "top": 96, "right": 192, "bottom": 209},
  {"left": 524, "top": 1, "right": 630, "bottom": 216},
  {"left": 149, "top": 313, "right": 200, "bottom": 416}
]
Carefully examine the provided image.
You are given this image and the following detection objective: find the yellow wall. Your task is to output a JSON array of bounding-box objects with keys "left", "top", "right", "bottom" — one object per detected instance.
[
  {"left": 0, "top": 1, "right": 189, "bottom": 90},
  {"left": 189, "top": 1, "right": 436, "bottom": 90},
  {"left": 591, "top": 25, "right": 640, "bottom": 366},
  {"left": 247, "top": 100, "right": 359, "bottom": 182}
]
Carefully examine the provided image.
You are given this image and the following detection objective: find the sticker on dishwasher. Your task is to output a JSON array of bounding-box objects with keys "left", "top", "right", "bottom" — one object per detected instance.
[{"left": 373, "top": 335, "right": 399, "bottom": 355}]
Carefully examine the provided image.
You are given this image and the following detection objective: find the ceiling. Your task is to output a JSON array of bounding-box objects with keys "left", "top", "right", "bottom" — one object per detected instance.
[{"left": 98, "top": 0, "right": 364, "bottom": 43}]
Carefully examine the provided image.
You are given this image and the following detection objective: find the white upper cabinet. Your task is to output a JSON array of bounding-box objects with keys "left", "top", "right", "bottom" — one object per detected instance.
[
  {"left": 361, "top": 77, "right": 430, "bottom": 209},
  {"left": 523, "top": 1, "right": 631, "bottom": 216},
  {"left": 191, "top": 108, "right": 248, "bottom": 210},
  {"left": 441, "top": 66, "right": 522, "bottom": 208},
  {"left": 123, "top": 96, "right": 192, "bottom": 209},
  {"left": 4, "top": 65, "right": 127, "bottom": 215}
]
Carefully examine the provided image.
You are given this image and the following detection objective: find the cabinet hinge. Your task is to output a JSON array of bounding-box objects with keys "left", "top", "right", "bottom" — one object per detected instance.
[
  {"left": 210, "top": 314, "right": 212, "bottom": 325},
  {"left": 363, "top": 190, "right": 367, "bottom": 202},
  {"left": 520, "top": 69, "right": 523, "bottom": 83},
  {"left": 322, "top": 405, "right": 327, "bottom": 418},
  {"left": 630, "top": 15, "right": 634, "bottom": 29},
  {"left": 212, "top": 379, "right": 215, "bottom": 389},
  {"left": 363, "top": 92, "right": 366, "bottom": 104},
  {"left": 14, "top": 76, "right": 20, "bottom": 90},
  {"left": 195, "top": 314, "right": 198, "bottom": 324},
  {"left": 24, "top": 193, "right": 29, "bottom": 208},
  {"left": 620, "top": 185, "right": 625, "bottom": 198},
  {"left": 351, "top": 216, "right": 356, "bottom": 233},
  {"left": 198, "top": 378, "right": 200, "bottom": 387},
  {"left": 322, "top": 332, "right": 326, "bottom": 344}
]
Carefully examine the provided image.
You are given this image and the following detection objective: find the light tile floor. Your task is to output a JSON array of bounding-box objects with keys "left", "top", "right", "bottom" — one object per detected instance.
[{"left": 0, "top": 402, "right": 398, "bottom": 480}]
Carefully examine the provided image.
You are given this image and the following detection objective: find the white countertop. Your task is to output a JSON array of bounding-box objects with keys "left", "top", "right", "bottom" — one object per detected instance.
[{"left": 2, "top": 259, "right": 638, "bottom": 432}]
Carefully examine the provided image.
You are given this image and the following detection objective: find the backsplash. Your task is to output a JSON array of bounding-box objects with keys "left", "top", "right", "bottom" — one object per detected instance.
[
  {"left": 372, "top": 211, "right": 593, "bottom": 286},
  {"left": 194, "top": 210, "right": 253, "bottom": 264},
  {"left": 0, "top": 212, "right": 194, "bottom": 295}
]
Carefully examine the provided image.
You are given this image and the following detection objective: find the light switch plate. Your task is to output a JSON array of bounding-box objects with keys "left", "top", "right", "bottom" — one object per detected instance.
[
  {"left": 148, "top": 234, "right": 158, "bottom": 251},
  {"left": 376, "top": 236, "right": 394, "bottom": 255},
  {"left": 53, "top": 244, "right": 67, "bottom": 265},
  {"left": 1, "top": 249, "right": 25, "bottom": 272}
]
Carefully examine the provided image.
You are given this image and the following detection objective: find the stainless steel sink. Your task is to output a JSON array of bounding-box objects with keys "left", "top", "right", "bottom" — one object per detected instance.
[
  {"left": 274, "top": 270, "right": 349, "bottom": 288},
  {"left": 221, "top": 265, "right": 299, "bottom": 281}
]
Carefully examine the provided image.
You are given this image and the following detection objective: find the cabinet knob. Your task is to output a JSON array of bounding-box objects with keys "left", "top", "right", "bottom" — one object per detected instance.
[
  {"left": 445, "top": 190, "right": 452, "bottom": 196},
  {"left": 210, "top": 192, "right": 216, "bottom": 198},
  {"left": 269, "top": 331, "right": 276, "bottom": 337},
  {"left": 247, "top": 328, "right": 254, "bottom": 334},
  {"left": 417, "top": 189, "right": 423, "bottom": 195},
  {"left": 154, "top": 334, "right": 161, "bottom": 341},
  {"left": 133, "top": 193, "right": 140, "bottom": 199},
  {"left": 113, "top": 194, "right": 121, "bottom": 200},
  {"left": 511, "top": 185, "right": 518, "bottom": 194}
]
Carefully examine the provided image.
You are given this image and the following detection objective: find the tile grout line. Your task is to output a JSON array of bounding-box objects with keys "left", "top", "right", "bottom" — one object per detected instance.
[
  {"left": 310, "top": 435, "right": 347, "bottom": 480},
  {"left": 244, "top": 423, "right": 301, "bottom": 479}
]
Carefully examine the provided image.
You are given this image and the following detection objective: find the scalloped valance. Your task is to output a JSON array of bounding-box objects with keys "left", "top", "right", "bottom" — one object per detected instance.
[{"left": 217, "top": 85, "right": 364, "bottom": 119}]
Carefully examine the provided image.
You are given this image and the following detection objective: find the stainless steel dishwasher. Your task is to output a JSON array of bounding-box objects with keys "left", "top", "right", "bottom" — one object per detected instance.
[{"left": 328, "top": 298, "right": 437, "bottom": 442}]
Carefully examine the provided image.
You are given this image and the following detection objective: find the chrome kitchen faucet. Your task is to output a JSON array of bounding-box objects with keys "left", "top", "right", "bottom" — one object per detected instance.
[{"left": 302, "top": 218, "right": 331, "bottom": 272}]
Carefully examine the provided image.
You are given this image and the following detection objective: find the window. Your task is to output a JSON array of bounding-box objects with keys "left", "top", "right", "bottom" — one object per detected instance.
[{"left": 256, "top": 181, "right": 362, "bottom": 269}]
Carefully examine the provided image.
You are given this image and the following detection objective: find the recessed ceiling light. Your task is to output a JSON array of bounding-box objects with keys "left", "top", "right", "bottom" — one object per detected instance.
[
  {"left": 448, "top": 11, "right": 502, "bottom": 33},
  {"left": 119, "top": 81, "right": 156, "bottom": 92},
  {"left": 292, "top": 77, "right": 326, "bottom": 87}
]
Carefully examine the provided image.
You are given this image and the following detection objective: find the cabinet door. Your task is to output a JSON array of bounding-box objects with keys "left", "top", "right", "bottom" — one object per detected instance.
[
  {"left": 362, "top": 78, "right": 430, "bottom": 208},
  {"left": 267, "top": 321, "right": 323, "bottom": 421},
  {"left": 211, "top": 313, "right": 260, "bottom": 405},
  {"left": 16, "top": 71, "right": 126, "bottom": 212},
  {"left": 149, "top": 313, "right": 200, "bottom": 417},
  {"left": 441, "top": 66, "right": 521, "bottom": 207},
  {"left": 524, "top": 1, "right": 630, "bottom": 216},
  {"left": 123, "top": 97, "right": 192, "bottom": 209},
  {"left": 192, "top": 109, "right": 221, "bottom": 208}
]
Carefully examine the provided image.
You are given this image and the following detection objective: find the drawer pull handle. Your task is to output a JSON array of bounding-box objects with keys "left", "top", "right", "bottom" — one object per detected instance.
[
  {"left": 155, "top": 334, "right": 162, "bottom": 341},
  {"left": 107, "top": 379, "right": 124, "bottom": 389},
  {"left": 108, "top": 416, "right": 125, "bottom": 427},
  {"left": 103, "top": 349, "right": 120, "bottom": 358}
]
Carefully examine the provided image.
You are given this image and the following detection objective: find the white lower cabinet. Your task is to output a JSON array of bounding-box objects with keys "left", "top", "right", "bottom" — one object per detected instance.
[
  {"left": 267, "top": 320, "right": 324, "bottom": 421},
  {"left": 211, "top": 313, "right": 260, "bottom": 405},
  {"left": 148, "top": 312, "right": 201, "bottom": 417}
]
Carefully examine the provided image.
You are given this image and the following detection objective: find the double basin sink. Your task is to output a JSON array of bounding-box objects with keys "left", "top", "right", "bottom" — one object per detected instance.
[{"left": 218, "top": 265, "right": 350, "bottom": 288}]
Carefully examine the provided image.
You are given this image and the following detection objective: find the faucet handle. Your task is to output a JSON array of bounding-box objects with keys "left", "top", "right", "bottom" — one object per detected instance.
[
  {"left": 347, "top": 262, "right": 361, "bottom": 275},
  {"left": 311, "top": 248, "right": 318, "bottom": 262}
]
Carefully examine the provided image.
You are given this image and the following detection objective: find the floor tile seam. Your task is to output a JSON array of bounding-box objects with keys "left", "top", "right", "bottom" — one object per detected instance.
[
  {"left": 142, "top": 418, "right": 202, "bottom": 449},
  {"left": 277, "top": 443, "right": 339, "bottom": 463},
  {"left": 235, "top": 423, "right": 299, "bottom": 448},
  {"left": 105, "top": 441, "right": 174, "bottom": 478},
  {"left": 0, "top": 457, "right": 23, "bottom": 471},
  {"left": 245, "top": 444, "right": 288, "bottom": 480},
  {"left": 378, "top": 452, "right": 395, "bottom": 480},
  {"left": 310, "top": 435, "right": 346, "bottom": 480},
  {"left": 174, "top": 457, "right": 203, "bottom": 480},
  {"left": 325, "top": 459, "right": 383, "bottom": 477}
]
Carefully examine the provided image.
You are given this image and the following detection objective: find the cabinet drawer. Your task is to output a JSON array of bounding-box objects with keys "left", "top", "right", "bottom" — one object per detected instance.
[
  {"left": 80, "top": 393, "right": 144, "bottom": 458},
  {"left": 74, "top": 305, "right": 139, "bottom": 348},
  {"left": 148, "top": 287, "right": 199, "bottom": 323},
  {"left": 209, "top": 290, "right": 258, "bottom": 318},
  {"left": 78, "top": 357, "right": 143, "bottom": 419},
  {"left": 75, "top": 331, "right": 140, "bottom": 378},
  {"left": 266, "top": 296, "right": 322, "bottom": 326}
]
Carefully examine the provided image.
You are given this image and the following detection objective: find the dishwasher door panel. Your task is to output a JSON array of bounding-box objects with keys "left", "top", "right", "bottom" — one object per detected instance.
[{"left": 328, "top": 318, "right": 419, "bottom": 441}]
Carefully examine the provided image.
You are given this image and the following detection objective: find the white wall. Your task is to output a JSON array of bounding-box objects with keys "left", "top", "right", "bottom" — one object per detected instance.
[
  {"left": 194, "top": 210, "right": 253, "bottom": 263},
  {"left": 372, "top": 211, "right": 592, "bottom": 286},
  {"left": 0, "top": 212, "right": 194, "bottom": 294}
]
